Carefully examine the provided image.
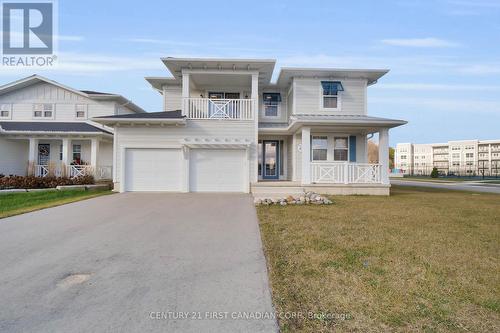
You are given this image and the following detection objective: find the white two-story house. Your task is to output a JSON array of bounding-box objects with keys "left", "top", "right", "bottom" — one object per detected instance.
[
  {"left": 94, "top": 57, "right": 406, "bottom": 195},
  {"left": 0, "top": 75, "right": 145, "bottom": 179}
]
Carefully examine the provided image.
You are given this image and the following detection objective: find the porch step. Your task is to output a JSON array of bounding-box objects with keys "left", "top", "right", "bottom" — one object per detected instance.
[{"left": 251, "top": 184, "right": 305, "bottom": 199}]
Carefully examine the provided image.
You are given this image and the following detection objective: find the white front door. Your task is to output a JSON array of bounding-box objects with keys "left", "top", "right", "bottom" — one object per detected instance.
[
  {"left": 125, "top": 148, "right": 182, "bottom": 192},
  {"left": 189, "top": 149, "right": 246, "bottom": 192}
]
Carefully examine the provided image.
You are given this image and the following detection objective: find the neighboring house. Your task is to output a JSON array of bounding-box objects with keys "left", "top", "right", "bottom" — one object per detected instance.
[
  {"left": 0, "top": 75, "right": 145, "bottom": 179},
  {"left": 395, "top": 139, "right": 500, "bottom": 176},
  {"left": 94, "top": 57, "right": 406, "bottom": 195}
]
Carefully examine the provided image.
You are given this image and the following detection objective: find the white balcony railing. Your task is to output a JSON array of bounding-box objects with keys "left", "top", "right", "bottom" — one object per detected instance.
[
  {"left": 311, "top": 162, "right": 382, "bottom": 184},
  {"left": 34, "top": 165, "right": 112, "bottom": 180},
  {"left": 183, "top": 98, "right": 254, "bottom": 120}
]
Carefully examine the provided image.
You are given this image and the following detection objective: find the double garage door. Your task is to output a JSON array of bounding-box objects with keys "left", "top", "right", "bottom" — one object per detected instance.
[{"left": 124, "top": 148, "right": 246, "bottom": 192}]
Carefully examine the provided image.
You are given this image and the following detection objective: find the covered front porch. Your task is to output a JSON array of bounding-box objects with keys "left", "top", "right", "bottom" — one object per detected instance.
[
  {"left": 254, "top": 115, "right": 405, "bottom": 195},
  {"left": 0, "top": 122, "right": 113, "bottom": 179},
  {"left": 27, "top": 137, "right": 113, "bottom": 179}
]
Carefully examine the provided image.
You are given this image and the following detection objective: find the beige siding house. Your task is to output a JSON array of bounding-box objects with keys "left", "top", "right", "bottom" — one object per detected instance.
[
  {"left": 0, "top": 75, "right": 144, "bottom": 179},
  {"left": 95, "top": 57, "right": 406, "bottom": 195}
]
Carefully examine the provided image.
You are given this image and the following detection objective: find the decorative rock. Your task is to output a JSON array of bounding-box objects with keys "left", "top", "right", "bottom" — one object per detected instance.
[{"left": 254, "top": 191, "right": 333, "bottom": 206}]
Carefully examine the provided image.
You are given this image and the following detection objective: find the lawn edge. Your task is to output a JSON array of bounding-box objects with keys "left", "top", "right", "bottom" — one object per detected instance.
[{"left": 0, "top": 190, "right": 114, "bottom": 219}]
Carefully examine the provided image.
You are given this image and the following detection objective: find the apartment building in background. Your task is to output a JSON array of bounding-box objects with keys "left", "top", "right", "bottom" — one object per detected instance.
[{"left": 395, "top": 139, "right": 500, "bottom": 176}]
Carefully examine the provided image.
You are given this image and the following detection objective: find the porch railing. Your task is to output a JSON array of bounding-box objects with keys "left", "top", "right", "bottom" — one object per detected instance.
[
  {"left": 311, "top": 162, "right": 382, "bottom": 184},
  {"left": 34, "top": 165, "right": 112, "bottom": 180},
  {"left": 183, "top": 98, "right": 254, "bottom": 120}
]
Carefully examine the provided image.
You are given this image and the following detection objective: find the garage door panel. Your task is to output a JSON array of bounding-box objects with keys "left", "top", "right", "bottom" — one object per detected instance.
[
  {"left": 125, "top": 148, "right": 182, "bottom": 192},
  {"left": 190, "top": 149, "right": 245, "bottom": 192}
]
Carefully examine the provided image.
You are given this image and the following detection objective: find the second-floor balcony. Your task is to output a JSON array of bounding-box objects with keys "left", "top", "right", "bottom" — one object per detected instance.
[{"left": 183, "top": 98, "right": 255, "bottom": 120}]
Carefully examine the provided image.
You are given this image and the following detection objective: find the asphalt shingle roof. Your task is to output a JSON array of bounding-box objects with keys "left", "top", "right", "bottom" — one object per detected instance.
[
  {"left": 0, "top": 122, "right": 112, "bottom": 134},
  {"left": 95, "top": 110, "right": 184, "bottom": 119}
]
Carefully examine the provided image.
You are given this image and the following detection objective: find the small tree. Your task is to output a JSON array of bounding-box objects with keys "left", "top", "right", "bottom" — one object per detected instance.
[{"left": 430, "top": 167, "right": 439, "bottom": 178}]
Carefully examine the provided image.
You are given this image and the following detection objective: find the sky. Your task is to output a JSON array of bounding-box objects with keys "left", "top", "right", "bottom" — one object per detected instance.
[{"left": 1, "top": 0, "right": 499, "bottom": 146}]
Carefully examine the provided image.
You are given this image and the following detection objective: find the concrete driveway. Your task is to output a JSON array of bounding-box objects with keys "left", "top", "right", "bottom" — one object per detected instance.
[{"left": 0, "top": 193, "right": 278, "bottom": 333}]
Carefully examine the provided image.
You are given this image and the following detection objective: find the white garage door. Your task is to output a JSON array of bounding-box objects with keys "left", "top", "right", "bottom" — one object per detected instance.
[
  {"left": 125, "top": 148, "right": 182, "bottom": 192},
  {"left": 190, "top": 149, "right": 246, "bottom": 192}
]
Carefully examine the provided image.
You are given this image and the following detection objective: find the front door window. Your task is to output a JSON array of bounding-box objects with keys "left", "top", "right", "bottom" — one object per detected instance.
[
  {"left": 263, "top": 140, "right": 279, "bottom": 180},
  {"left": 38, "top": 144, "right": 50, "bottom": 165}
]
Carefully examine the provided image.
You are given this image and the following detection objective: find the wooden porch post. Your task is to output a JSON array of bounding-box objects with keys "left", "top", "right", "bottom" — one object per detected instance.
[
  {"left": 62, "top": 138, "right": 72, "bottom": 177},
  {"left": 251, "top": 73, "right": 259, "bottom": 183},
  {"left": 91, "top": 138, "right": 99, "bottom": 178},
  {"left": 182, "top": 73, "right": 190, "bottom": 116},
  {"left": 301, "top": 127, "right": 311, "bottom": 184},
  {"left": 379, "top": 128, "right": 390, "bottom": 185},
  {"left": 28, "top": 138, "right": 38, "bottom": 175}
]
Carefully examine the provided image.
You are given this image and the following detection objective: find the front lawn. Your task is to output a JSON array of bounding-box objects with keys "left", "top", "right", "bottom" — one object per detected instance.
[
  {"left": 257, "top": 186, "right": 500, "bottom": 332},
  {"left": 0, "top": 189, "right": 113, "bottom": 218}
]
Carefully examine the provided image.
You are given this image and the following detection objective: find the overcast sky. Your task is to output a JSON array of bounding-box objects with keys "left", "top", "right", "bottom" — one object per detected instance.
[{"left": 1, "top": 0, "right": 499, "bottom": 146}]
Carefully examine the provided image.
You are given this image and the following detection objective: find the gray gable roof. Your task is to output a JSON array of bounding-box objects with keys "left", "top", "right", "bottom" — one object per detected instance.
[
  {"left": 94, "top": 110, "right": 184, "bottom": 119},
  {"left": 0, "top": 122, "right": 112, "bottom": 134}
]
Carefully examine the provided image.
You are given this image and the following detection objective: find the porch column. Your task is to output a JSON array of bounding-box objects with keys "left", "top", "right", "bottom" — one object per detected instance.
[
  {"left": 379, "top": 128, "right": 390, "bottom": 185},
  {"left": 28, "top": 138, "right": 38, "bottom": 175},
  {"left": 91, "top": 138, "right": 100, "bottom": 177},
  {"left": 301, "top": 127, "right": 311, "bottom": 184},
  {"left": 251, "top": 73, "right": 259, "bottom": 183},
  {"left": 182, "top": 73, "right": 190, "bottom": 116},
  {"left": 62, "top": 138, "right": 72, "bottom": 177}
]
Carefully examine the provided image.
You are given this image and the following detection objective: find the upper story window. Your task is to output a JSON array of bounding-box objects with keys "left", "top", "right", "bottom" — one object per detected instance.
[
  {"left": 262, "top": 93, "right": 281, "bottom": 117},
  {"left": 321, "top": 81, "right": 344, "bottom": 110},
  {"left": 311, "top": 136, "right": 328, "bottom": 161},
  {"left": 0, "top": 104, "right": 11, "bottom": 118},
  {"left": 33, "top": 103, "right": 54, "bottom": 119},
  {"left": 75, "top": 104, "right": 87, "bottom": 119}
]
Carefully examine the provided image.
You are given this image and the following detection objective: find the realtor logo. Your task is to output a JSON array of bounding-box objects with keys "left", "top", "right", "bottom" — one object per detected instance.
[
  {"left": 2, "top": 1, "right": 53, "bottom": 54},
  {"left": 1, "top": 0, "right": 57, "bottom": 66}
]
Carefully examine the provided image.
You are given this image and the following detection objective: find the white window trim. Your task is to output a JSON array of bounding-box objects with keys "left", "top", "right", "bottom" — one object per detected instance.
[
  {"left": 0, "top": 103, "right": 12, "bottom": 119},
  {"left": 311, "top": 135, "right": 328, "bottom": 161},
  {"left": 262, "top": 101, "right": 281, "bottom": 118},
  {"left": 319, "top": 82, "right": 342, "bottom": 111},
  {"left": 32, "top": 103, "right": 55, "bottom": 120},
  {"left": 75, "top": 104, "right": 88, "bottom": 119},
  {"left": 333, "top": 136, "right": 349, "bottom": 161}
]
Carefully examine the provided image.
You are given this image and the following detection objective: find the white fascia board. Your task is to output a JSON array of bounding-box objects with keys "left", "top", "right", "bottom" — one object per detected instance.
[{"left": 92, "top": 118, "right": 186, "bottom": 126}]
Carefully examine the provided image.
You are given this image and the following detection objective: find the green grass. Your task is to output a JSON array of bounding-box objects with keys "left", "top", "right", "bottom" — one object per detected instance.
[
  {"left": 257, "top": 186, "right": 500, "bottom": 332},
  {"left": 0, "top": 189, "right": 113, "bottom": 218}
]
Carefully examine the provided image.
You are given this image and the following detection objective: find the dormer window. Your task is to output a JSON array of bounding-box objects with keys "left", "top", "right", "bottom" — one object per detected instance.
[
  {"left": 321, "top": 81, "right": 344, "bottom": 110},
  {"left": 0, "top": 104, "right": 11, "bottom": 118},
  {"left": 263, "top": 93, "right": 281, "bottom": 117},
  {"left": 33, "top": 103, "right": 54, "bottom": 118}
]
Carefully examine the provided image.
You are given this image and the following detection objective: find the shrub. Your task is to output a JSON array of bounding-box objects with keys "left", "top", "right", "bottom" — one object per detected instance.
[
  {"left": 0, "top": 175, "right": 94, "bottom": 190},
  {"left": 430, "top": 167, "right": 439, "bottom": 178}
]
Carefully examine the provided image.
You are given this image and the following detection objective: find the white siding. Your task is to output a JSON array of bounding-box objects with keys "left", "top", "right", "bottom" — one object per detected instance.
[
  {"left": 258, "top": 87, "right": 289, "bottom": 123},
  {"left": 163, "top": 86, "right": 182, "bottom": 111},
  {"left": 0, "top": 82, "right": 132, "bottom": 121},
  {"left": 114, "top": 120, "right": 256, "bottom": 191},
  {"left": 0, "top": 137, "right": 28, "bottom": 175},
  {"left": 293, "top": 78, "right": 367, "bottom": 115}
]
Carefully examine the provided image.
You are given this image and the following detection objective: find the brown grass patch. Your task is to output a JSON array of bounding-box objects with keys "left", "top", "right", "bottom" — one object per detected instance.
[{"left": 257, "top": 186, "right": 500, "bottom": 332}]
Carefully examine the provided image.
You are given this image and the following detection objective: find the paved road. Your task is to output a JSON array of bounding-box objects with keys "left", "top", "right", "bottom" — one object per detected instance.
[
  {"left": 0, "top": 193, "right": 278, "bottom": 333},
  {"left": 391, "top": 179, "right": 500, "bottom": 194}
]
